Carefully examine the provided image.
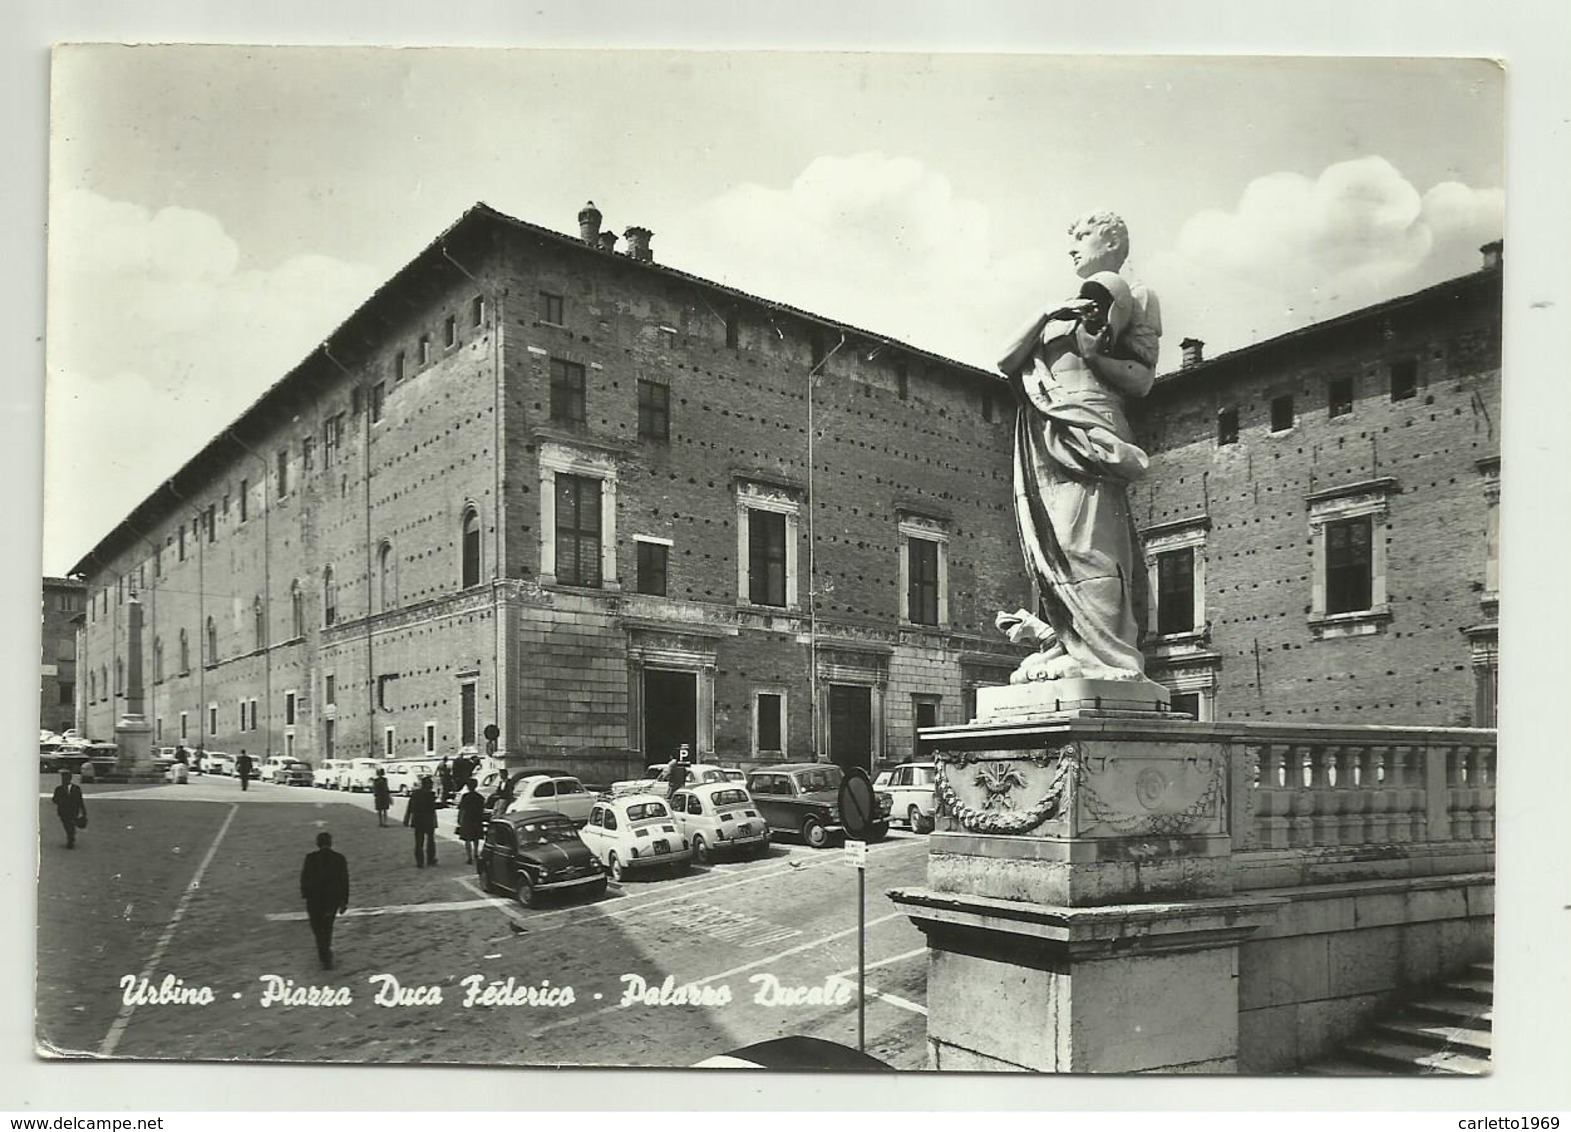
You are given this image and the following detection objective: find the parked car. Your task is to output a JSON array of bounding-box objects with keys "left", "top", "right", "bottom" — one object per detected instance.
[
  {"left": 343, "top": 758, "right": 385, "bottom": 792},
  {"left": 314, "top": 758, "right": 348, "bottom": 789},
  {"left": 611, "top": 762, "right": 736, "bottom": 794},
  {"left": 152, "top": 747, "right": 178, "bottom": 770},
  {"left": 201, "top": 751, "right": 233, "bottom": 776},
  {"left": 745, "top": 763, "right": 890, "bottom": 848},
  {"left": 884, "top": 761, "right": 938, "bottom": 833},
  {"left": 475, "top": 810, "right": 607, "bottom": 908},
  {"left": 579, "top": 793, "right": 693, "bottom": 882},
  {"left": 481, "top": 767, "right": 572, "bottom": 815},
  {"left": 384, "top": 758, "right": 443, "bottom": 796},
  {"left": 277, "top": 760, "right": 314, "bottom": 787},
  {"left": 670, "top": 782, "right": 770, "bottom": 863},
  {"left": 261, "top": 755, "right": 293, "bottom": 783},
  {"left": 720, "top": 768, "right": 748, "bottom": 784},
  {"left": 499, "top": 774, "right": 595, "bottom": 826}
]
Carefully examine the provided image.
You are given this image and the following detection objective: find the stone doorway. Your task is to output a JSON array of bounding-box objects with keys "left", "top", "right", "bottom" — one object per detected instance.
[
  {"left": 643, "top": 668, "right": 697, "bottom": 766},
  {"left": 827, "top": 683, "right": 873, "bottom": 773}
]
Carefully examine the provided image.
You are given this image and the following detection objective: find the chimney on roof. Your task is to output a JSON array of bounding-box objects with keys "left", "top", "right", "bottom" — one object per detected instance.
[
  {"left": 624, "top": 226, "right": 653, "bottom": 263},
  {"left": 1180, "top": 337, "right": 1205, "bottom": 367},
  {"left": 1480, "top": 240, "right": 1502, "bottom": 270},
  {"left": 578, "top": 201, "right": 603, "bottom": 244},
  {"left": 597, "top": 230, "right": 619, "bottom": 253}
]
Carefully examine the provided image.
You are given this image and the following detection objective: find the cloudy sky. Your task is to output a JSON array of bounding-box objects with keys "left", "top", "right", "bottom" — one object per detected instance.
[{"left": 43, "top": 48, "right": 1504, "bottom": 573}]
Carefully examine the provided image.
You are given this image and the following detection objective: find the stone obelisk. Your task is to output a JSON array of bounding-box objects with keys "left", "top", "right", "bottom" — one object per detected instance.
[{"left": 114, "top": 591, "right": 159, "bottom": 782}]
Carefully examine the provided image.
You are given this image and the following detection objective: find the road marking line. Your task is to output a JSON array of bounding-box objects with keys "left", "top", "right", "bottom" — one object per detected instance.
[
  {"left": 265, "top": 898, "right": 500, "bottom": 922},
  {"left": 98, "top": 803, "right": 240, "bottom": 1058},
  {"left": 832, "top": 945, "right": 928, "bottom": 979},
  {"left": 826, "top": 946, "right": 930, "bottom": 1016},
  {"left": 526, "top": 910, "right": 905, "bottom": 1039}
]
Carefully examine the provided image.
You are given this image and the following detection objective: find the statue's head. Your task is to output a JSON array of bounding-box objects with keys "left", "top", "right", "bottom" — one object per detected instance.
[{"left": 1067, "top": 211, "right": 1129, "bottom": 278}]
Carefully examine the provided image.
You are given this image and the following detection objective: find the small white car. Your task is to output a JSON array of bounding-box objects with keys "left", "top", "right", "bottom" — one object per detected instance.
[
  {"left": 500, "top": 774, "right": 595, "bottom": 826},
  {"left": 343, "top": 758, "right": 385, "bottom": 792},
  {"left": 579, "top": 793, "right": 693, "bottom": 882},
  {"left": 384, "top": 758, "right": 441, "bottom": 795},
  {"left": 611, "top": 762, "right": 736, "bottom": 794},
  {"left": 260, "top": 755, "right": 292, "bottom": 783},
  {"left": 314, "top": 758, "right": 347, "bottom": 789},
  {"left": 884, "top": 761, "right": 938, "bottom": 833},
  {"left": 669, "top": 782, "right": 770, "bottom": 863},
  {"left": 202, "top": 751, "right": 233, "bottom": 776}
]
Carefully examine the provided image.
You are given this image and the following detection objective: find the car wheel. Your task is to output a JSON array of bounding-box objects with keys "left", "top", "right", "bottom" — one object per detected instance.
[
  {"left": 517, "top": 875, "right": 537, "bottom": 909},
  {"left": 802, "top": 817, "right": 829, "bottom": 849},
  {"left": 691, "top": 835, "right": 710, "bottom": 866},
  {"left": 607, "top": 853, "right": 625, "bottom": 883},
  {"left": 913, "top": 807, "right": 934, "bottom": 835}
]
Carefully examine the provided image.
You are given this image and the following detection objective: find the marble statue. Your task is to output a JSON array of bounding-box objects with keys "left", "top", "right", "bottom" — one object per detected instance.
[{"left": 996, "top": 211, "right": 1161, "bottom": 684}]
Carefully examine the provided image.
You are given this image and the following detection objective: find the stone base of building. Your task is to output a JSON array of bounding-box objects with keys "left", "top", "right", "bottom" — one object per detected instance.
[
  {"left": 975, "top": 677, "right": 1175, "bottom": 723},
  {"left": 889, "top": 886, "right": 1276, "bottom": 1072}
]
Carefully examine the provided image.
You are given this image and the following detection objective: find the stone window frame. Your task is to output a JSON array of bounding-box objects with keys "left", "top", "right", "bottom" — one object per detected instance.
[
  {"left": 1477, "top": 456, "right": 1500, "bottom": 606},
  {"left": 735, "top": 480, "right": 801, "bottom": 611},
  {"left": 751, "top": 687, "right": 788, "bottom": 759},
  {"left": 538, "top": 441, "right": 620, "bottom": 590},
  {"left": 633, "top": 534, "right": 671, "bottom": 597},
  {"left": 897, "top": 513, "right": 950, "bottom": 629},
  {"left": 424, "top": 720, "right": 438, "bottom": 755},
  {"left": 285, "top": 689, "right": 298, "bottom": 727},
  {"left": 383, "top": 725, "right": 396, "bottom": 758},
  {"left": 1155, "top": 664, "right": 1218, "bottom": 722},
  {"left": 1306, "top": 477, "right": 1397, "bottom": 638},
  {"left": 1142, "top": 516, "right": 1209, "bottom": 642}
]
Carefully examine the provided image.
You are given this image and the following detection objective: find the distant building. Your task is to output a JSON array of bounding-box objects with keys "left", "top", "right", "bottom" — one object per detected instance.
[
  {"left": 68, "top": 202, "right": 1024, "bottom": 778},
  {"left": 41, "top": 576, "right": 85, "bottom": 734},
  {"left": 1133, "top": 243, "right": 1502, "bottom": 726}
]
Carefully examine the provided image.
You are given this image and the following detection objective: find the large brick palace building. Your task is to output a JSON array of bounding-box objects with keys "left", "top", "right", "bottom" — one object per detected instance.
[{"left": 67, "top": 205, "right": 1502, "bottom": 773}]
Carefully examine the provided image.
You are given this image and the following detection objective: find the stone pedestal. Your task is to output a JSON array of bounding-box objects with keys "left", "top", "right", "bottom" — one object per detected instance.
[
  {"left": 892, "top": 714, "right": 1272, "bottom": 1072},
  {"left": 113, "top": 716, "right": 161, "bottom": 783}
]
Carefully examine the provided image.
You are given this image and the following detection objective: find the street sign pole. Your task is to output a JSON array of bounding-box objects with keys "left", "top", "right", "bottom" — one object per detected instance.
[
  {"left": 858, "top": 856, "right": 866, "bottom": 1052},
  {"left": 838, "top": 767, "right": 876, "bottom": 1055}
]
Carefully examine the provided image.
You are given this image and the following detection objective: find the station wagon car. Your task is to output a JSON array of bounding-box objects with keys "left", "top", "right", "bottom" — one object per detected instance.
[
  {"left": 745, "top": 763, "right": 890, "bottom": 848},
  {"left": 579, "top": 794, "right": 693, "bottom": 882},
  {"left": 669, "top": 782, "right": 770, "bottom": 863},
  {"left": 884, "top": 761, "right": 938, "bottom": 833},
  {"left": 476, "top": 810, "right": 606, "bottom": 908}
]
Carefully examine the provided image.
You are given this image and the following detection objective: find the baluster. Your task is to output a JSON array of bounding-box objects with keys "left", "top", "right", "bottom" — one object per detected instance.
[
  {"left": 1335, "top": 745, "right": 1365, "bottom": 845},
  {"left": 1363, "top": 746, "right": 1390, "bottom": 843},
  {"left": 1311, "top": 745, "right": 1341, "bottom": 847},
  {"left": 1388, "top": 745, "right": 1415, "bottom": 843},
  {"left": 1256, "top": 744, "right": 1290, "bottom": 849},
  {"left": 1475, "top": 746, "right": 1496, "bottom": 842},
  {"left": 1288, "top": 744, "right": 1317, "bottom": 848},
  {"left": 1447, "top": 747, "right": 1470, "bottom": 840}
]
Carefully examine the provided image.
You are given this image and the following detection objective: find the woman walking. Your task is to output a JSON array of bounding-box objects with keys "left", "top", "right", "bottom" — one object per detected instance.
[
  {"left": 456, "top": 778, "right": 486, "bottom": 864},
  {"left": 372, "top": 768, "right": 393, "bottom": 828}
]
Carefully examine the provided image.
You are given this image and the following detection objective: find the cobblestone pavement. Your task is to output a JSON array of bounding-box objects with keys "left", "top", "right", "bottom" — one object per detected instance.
[{"left": 36, "top": 772, "right": 931, "bottom": 1070}]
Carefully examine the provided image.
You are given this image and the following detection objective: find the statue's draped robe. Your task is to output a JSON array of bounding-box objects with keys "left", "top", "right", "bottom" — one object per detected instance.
[{"left": 1007, "top": 280, "right": 1160, "bottom": 680}]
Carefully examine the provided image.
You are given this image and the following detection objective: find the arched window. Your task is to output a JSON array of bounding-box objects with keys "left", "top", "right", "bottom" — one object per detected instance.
[
  {"left": 254, "top": 595, "right": 266, "bottom": 650},
  {"left": 323, "top": 566, "right": 337, "bottom": 627},
  {"left": 461, "top": 506, "right": 481, "bottom": 588},
  {"left": 290, "top": 581, "right": 304, "bottom": 638},
  {"left": 179, "top": 629, "right": 190, "bottom": 674},
  {"left": 378, "top": 542, "right": 396, "bottom": 612},
  {"left": 205, "top": 616, "right": 217, "bottom": 664},
  {"left": 153, "top": 637, "right": 163, "bottom": 683}
]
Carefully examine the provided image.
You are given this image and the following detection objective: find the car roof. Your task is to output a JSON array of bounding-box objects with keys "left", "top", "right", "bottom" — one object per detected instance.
[
  {"left": 749, "top": 763, "right": 838, "bottom": 774},
  {"left": 495, "top": 809, "right": 579, "bottom": 827},
  {"left": 686, "top": 780, "right": 750, "bottom": 794},
  {"left": 598, "top": 792, "right": 668, "bottom": 808}
]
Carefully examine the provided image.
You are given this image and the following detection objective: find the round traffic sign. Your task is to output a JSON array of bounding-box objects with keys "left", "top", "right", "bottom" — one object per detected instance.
[
  {"left": 483, "top": 724, "right": 500, "bottom": 742},
  {"left": 838, "top": 769, "right": 877, "bottom": 840}
]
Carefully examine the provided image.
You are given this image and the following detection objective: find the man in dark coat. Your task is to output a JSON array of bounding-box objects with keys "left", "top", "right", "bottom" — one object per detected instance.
[
  {"left": 299, "top": 831, "right": 350, "bottom": 969},
  {"left": 51, "top": 770, "right": 87, "bottom": 849},
  {"left": 450, "top": 753, "right": 471, "bottom": 794},
  {"left": 235, "top": 750, "right": 254, "bottom": 792},
  {"left": 403, "top": 775, "right": 439, "bottom": 866}
]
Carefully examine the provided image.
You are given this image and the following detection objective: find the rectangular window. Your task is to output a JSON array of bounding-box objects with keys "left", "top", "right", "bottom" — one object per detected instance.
[
  {"left": 324, "top": 718, "right": 335, "bottom": 760},
  {"left": 636, "top": 540, "right": 669, "bottom": 597},
  {"left": 1325, "top": 515, "right": 1374, "bottom": 614},
  {"left": 897, "top": 363, "right": 909, "bottom": 401},
  {"left": 1270, "top": 394, "right": 1295, "bottom": 432},
  {"left": 981, "top": 389, "right": 994, "bottom": 423},
  {"left": 445, "top": 315, "right": 457, "bottom": 348},
  {"left": 419, "top": 335, "right": 431, "bottom": 365},
  {"left": 1390, "top": 359, "right": 1418, "bottom": 402},
  {"left": 59, "top": 682, "right": 73, "bottom": 706},
  {"left": 323, "top": 416, "right": 343, "bottom": 467},
  {"left": 285, "top": 691, "right": 297, "bottom": 727},
  {"left": 540, "top": 291, "right": 564, "bottom": 325},
  {"left": 384, "top": 727, "right": 395, "bottom": 758},
  {"left": 1474, "top": 663, "right": 1498, "bottom": 728},
  {"left": 302, "top": 436, "right": 315, "bottom": 472},
  {"left": 222, "top": 492, "right": 230, "bottom": 518},
  {"left": 757, "top": 693, "right": 783, "bottom": 751},
  {"left": 424, "top": 722, "right": 436, "bottom": 754},
  {"left": 204, "top": 505, "right": 216, "bottom": 543},
  {"left": 724, "top": 310, "right": 739, "bottom": 349},
  {"left": 1217, "top": 407, "right": 1239, "bottom": 446},
  {"left": 285, "top": 732, "right": 295, "bottom": 759},
  {"left": 1156, "top": 547, "right": 1196, "bottom": 635},
  {"left": 748, "top": 510, "right": 788, "bottom": 607},
  {"left": 555, "top": 475, "right": 602, "bottom": 587},
  {"left": 471, "top": 295, "right": 485, "bottom": 328},
  {"left": 638, "top": 380, "right": 670, "bottom": 442},
  {"left": 325, "top": 675, "right": 336, "bottom": 706},
  {"left": 907, "top": 538, "right": 940, "bottom": 626},
  {"left": 276, "top": 448, "right": 290, "bottom": 497},
  {"left": 178, "top": 524, "right": 187, "bottom": 561},
  {"left": 180, "top": 711, "right": 188, "bottom": 740},
  {"left": 1169, "top": 691, "right": 1201, "bottom": 718},
  {"left": 1329, "top": 376, "right": 1355, "bottom": 418},
  {"left": 550, "top": 359, "right": 586, "bottom": 424},
  {"left": 371, "top": 381, "right": 385, "bottom": 423},
  {"left": 377, "top": 674, "right": 397, "bottom": 711},
  {"left": 351, "top": 386, "right": 363, "bottom": 416},
  {"left": 240, "top": 479, "right": 250, "bottom": 522},
  {"left": 394, "top": 350, "right": 406, "bottom": 383},
  {"left": 460, "top": 682, "right": 477, "bottom": 747},
  {"left": 914, "top": 697, "right": 939, "bottom": 731}
]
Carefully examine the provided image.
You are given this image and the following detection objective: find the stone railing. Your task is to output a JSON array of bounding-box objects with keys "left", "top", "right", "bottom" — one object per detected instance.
[{"left": 1237, "top": 730, "right": 1496, "bottom": 851}]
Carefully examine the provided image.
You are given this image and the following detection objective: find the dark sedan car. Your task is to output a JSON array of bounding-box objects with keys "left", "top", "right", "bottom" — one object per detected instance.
[
  {"left": 476, "top": 810, "right": 606, "bottom": 908},
  {"left": 744, "top": 763, "right": 890, "bottom": 848}
]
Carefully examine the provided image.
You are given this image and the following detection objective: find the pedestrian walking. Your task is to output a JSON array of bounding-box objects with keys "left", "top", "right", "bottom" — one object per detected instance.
[
  {"left": 450, "top": 753, "right": 471, "bottom": 794},
  {"left": 437, "top": 756, "right": 454, "bottom": 805},
  {"left": 299, "top": 831, "right": 350, "bottom": 970},
  {"left": 456, "top": 778, "right": 486, "bottom": 864},
  {"left": 235, "top": 750, "right": 254, "bottom": 792},
  {"left": 403, "top": 775, "right": 439, "bottom": 867},
  {"left": 51, "top": 770, "right": 87, "bottom": 849},
  {"left": 372, "top": 769, "right": 393, "bottom": 827}
]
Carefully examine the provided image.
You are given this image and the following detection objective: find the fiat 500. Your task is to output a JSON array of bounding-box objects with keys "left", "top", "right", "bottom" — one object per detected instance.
[
  {"left": 476, "top": 810, "right": 606, "bottom": 908},
  {"left": 579, "top": 794, "right": 694, "bottom": 882},
  {"left": 669, "top": 783, "right": 771, "bottom": 863}
]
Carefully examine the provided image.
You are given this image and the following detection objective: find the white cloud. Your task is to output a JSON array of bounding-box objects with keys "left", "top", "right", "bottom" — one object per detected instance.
[
  {"left": 45, "top": 190, "right": 381, "bottom": 570},
  {"left": 1147, "top": 157, "right": 1503, "bottom": 355}
]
